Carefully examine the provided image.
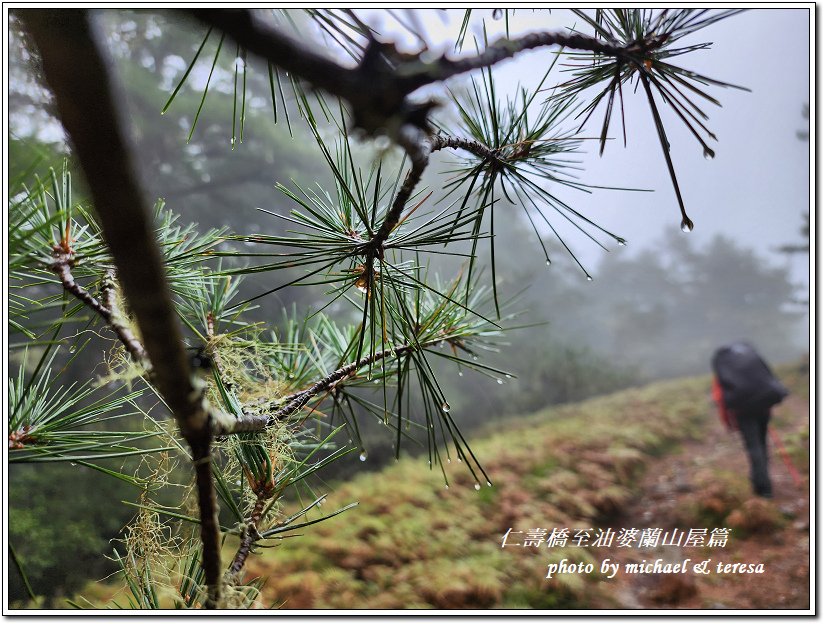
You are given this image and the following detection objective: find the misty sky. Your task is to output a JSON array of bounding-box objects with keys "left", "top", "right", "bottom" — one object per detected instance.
[{"left": 363, "top": 9, "right": 811, "bottom": 294}]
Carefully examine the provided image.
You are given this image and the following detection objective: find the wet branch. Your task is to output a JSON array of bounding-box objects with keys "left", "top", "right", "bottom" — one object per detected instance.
[
  {"left": 366, "top": 131, "right": 500, "bottom": 258},
  {"left": 49, "top": 253, "right": 149, "bottom": 362},
  {"left": 397, "top": 31, "right": 638, "bottom": 93},
  {"left": 100, "top": 269, "right": 149, "bottom": 362},
  {"left": 217, "top": 337, "right": 444, "bottom": 435},
  {"left": 430, "top": 134, "right": 502, "bottom": 161},
  {"left": 184, "top": 9, "right": 641, "bottom": 139},
  {"left": 367, "top": 126, "right": 433, "bottom": 255},
  {"left": 228, "top": 492, "right": 268, "bottom": 576}
]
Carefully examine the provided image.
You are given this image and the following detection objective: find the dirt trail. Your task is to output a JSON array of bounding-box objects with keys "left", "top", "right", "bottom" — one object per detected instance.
[{"left": 597, "top": 392, "right": 810, "bottom": 610}]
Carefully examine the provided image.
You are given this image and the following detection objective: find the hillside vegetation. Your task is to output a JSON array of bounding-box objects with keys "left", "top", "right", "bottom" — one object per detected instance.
[{"left": 234, "top": 364, "right": 809, "bottom": 609}]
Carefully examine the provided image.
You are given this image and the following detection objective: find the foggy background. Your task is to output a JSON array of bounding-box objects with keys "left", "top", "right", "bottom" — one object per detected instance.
[{"left": 368, "top": 9, "right": 811, "bottom": 296}]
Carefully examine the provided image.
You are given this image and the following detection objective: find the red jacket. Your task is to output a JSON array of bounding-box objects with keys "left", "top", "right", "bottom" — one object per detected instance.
[{"left": 712, "top": 376, "right": 738, "bottom": 432}]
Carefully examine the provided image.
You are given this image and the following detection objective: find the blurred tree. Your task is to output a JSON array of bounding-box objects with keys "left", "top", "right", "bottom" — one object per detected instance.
[
  {"left": 777, "top": 104, "right": 810, "bottom": 306},
  {"left": 778, "top": 211, "right": 810, "bottom": 258},
  {"left": 579, "top": 232, "right": 802, "bottom": 378},
  {"left": 10, "top": 8, "right": 751, "bottom": 609},
  {"left": 8, "top": 464, "right": 135, "bottom": 607}
]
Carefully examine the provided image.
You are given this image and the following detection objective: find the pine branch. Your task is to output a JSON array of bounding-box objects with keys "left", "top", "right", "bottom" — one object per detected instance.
[
  {"left": 101, "top": 269, "right": 149, "bottom": 362},
  {"left": 216, "top": 413, "right": 270, "bottom": 435},
  {"left": 190, "top": 435, "right": 221, "bottom": 607},
  {"left": 431, "top": 134, "right": 501, "bottom": 162},
  {"left": 217, "top": 337, "right": 444, "bottom": 435},
  {"left": 49, "top": 253, "right": 149, "bottom": 362},
  {"left": 228, "top": 491, "right": 267, "bottom": 576},
  {"left": 366, "top": 131, "right": 498, "bottom": 257},
  {"left": 21, "top": 9, "right": 222, "bottom": 608},
  {"left": 367, "top": 126, "right": 433, "bottom": 255},
  {"left": 49, "top": 251, "right": 108, "bottom": 319},
  {"left": 183, "top": 9, "right": 648, "bottom": 138},
  {"left": 397, "top": 30, "right": 647, "bottom": 92}
]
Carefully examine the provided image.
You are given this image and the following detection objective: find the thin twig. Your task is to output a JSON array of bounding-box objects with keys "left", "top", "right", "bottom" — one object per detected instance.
[
  {"left": 229, "top": 492, "right": 268, "bottom": 576},
  {"left": 364, "top": 131, "right": 498, "bottom": 259},
  {"left": 50, "top": 255, "right": 149, "bottom": 362},
  {"left": 367, "top": 126, "right": 433, "bottom": 255},
  {"left": 49, "top": 252, "right": 110, "bottom": 317},
  {"left": 397, "top": 30, "right": 640, "bottom": 93},
  {"left": 100, "top": 269, "right": 149, "bottom": 362},
  {"left": 218, "top": 337, "right": 444, "bottom": 435},
  {"left": 430, "top": 134, "right": 500, "bottom": 161}
]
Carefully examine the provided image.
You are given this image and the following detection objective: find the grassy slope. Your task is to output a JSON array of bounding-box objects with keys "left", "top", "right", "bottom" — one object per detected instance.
[{"left": 247, "top": 370, "right": 805, "bottom": 609}]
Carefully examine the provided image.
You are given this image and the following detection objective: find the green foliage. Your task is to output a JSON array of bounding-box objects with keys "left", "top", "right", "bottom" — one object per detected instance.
[
  {"left": 8, "top": 463, "right": 136, "bottom": 606},
  {"left": 501, "top": 337, "right": 641, "bottom": 414},
  {"left": 9, "top": 347, "right": 165, "bottom": 482}
]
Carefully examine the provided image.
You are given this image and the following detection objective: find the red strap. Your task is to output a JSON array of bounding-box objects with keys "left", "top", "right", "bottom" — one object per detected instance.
[{"left": 712, "top": 376, "right": 738, "bottom": 431}]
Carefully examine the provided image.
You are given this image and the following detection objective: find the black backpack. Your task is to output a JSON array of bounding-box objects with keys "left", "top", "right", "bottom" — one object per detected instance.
[{"left": 711, "top": 342, "right": 789, "bottom": 411}]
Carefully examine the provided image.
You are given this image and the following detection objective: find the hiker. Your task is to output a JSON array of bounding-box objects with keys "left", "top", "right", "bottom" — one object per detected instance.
[{"left": 711, "top": 342, "right": 789, "bottom": 498}]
